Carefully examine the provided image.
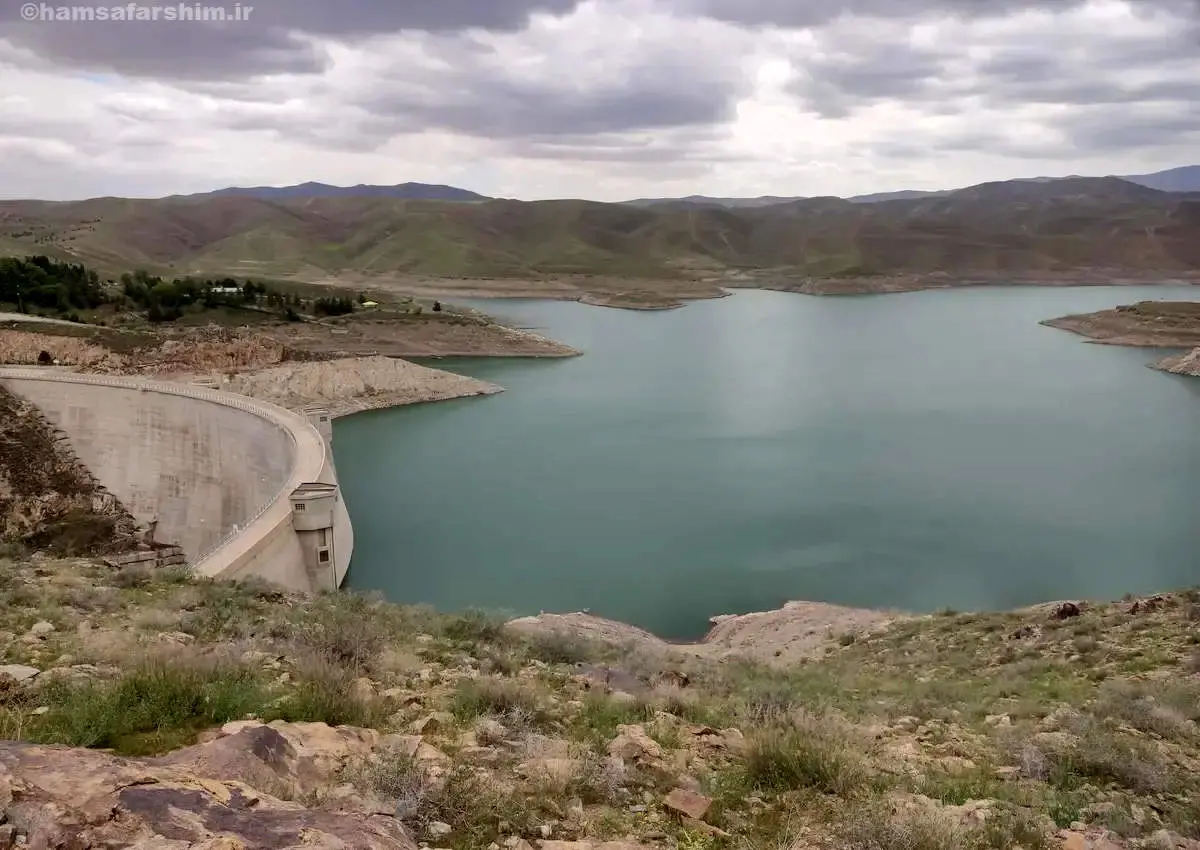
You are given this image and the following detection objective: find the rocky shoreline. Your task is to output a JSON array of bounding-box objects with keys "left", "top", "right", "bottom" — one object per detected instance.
[
  {"left": 729, "top": 270, "right": 1200, "bottom": 297},
  {"left": 1154, "top": 346, "right": 1200, "bottom": 376},
  {"left": 169, "top": 355, "right": 504, "bottom": 420},
  {"left": 508, "top": 601, "right": 902, "bottom": 667},
  {"left": 1042, "top": 299, "right": 1200, "bottom": 345},
  {"left": 1041, "top": 298, "right": 1200, "bottom": 380}
]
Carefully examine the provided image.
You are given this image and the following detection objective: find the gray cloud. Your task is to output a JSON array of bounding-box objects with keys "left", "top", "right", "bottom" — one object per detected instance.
[
  {"left": 687, "top": 0, "right": 1197, "bottom": 27},
  {"left": 782, "top": 1, "right": 1200, "bottom": 125},
  {"left": 686, "top": 0, "right": 1058, "bottom": 27},
  {"left": 960, "top": 38, "right": 1200, "bottom": 106},
  {"left": 791, "top": 39, "right": 952, "bottom": 118},
  {"left": 1054, "top": 105, "right": 1200, "bottom": 154},
  {"left": 509, "top": 128, "right": 737, "bottom": 163},
  {"left": 338, "top": 26, "right": 751, "bottom": 144},
  {"left": 358, "top": 70, "right": 739, "bottom": 140},
  {"left": 869, "top": 102, "right": 1200, "bottom": 163},
  {"left": 4, "top": 0, "right": 1200, "bottom": 201},
  {"left": 0, "top": 0, "right": 583, "bottom": 79}
]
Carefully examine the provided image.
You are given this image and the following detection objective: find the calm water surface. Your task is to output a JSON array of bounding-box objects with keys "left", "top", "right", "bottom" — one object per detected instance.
[{"left": 334, "top": 287, "right": 1200, "bottom": 639}]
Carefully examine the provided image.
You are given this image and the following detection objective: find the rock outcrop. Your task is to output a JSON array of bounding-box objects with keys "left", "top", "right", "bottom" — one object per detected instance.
[
  {"left": 0, "top": 721, "right": 419, "bottom": 849},
  {"left": 1154, "top": 345, "right": 1200, "bottom": 376}
]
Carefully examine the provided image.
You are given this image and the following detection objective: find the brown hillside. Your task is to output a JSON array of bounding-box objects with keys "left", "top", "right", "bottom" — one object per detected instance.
[{"left": 0, "top": 178, "right": 1197, "bottom": 283}]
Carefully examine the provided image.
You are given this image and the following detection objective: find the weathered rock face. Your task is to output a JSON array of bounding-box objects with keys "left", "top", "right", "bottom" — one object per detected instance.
[{"left": 0, "top": 723, "right": 419, "bottom": 849}]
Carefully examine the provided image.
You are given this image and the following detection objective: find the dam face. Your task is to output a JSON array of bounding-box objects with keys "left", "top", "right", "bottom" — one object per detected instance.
[{"left": 0, "top": 370, "right": 352, "bottom": 593}]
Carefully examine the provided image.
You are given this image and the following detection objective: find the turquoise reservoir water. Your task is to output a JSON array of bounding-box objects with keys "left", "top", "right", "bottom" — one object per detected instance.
[{"left": 334, "top": 287, "right": 1200, "bottom": 639}]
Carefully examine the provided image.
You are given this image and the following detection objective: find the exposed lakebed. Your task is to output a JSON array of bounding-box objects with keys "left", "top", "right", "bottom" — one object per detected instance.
[{"left": 334, "top": 286, "right": 1200, "bottom": 640}]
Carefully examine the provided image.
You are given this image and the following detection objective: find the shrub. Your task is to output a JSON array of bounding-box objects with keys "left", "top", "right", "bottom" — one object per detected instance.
[
  {"left": 522, "top": 629, "right": 601, "bottom": 665},
  {"left": 572, "top": 692, "right": 655, "bottom": 744},
  {"left": 1092, "top": 680, "right": 1200, "bottom": 739},
  {"left": 741, "top": 724, "right": 869, "bottom": 796},
  {"left": 352, "top": 752, "right": 426, "bottom": 818},
  {"left": 839, "top": 804, "right": 965, "bottom": 850},
  {"left": 441, "top": 609, "right": 508, "bottom": 646},
  {"left": 413, "top": 764, "right": 537, "bottom": 845},
  {"left": 738, "top": 677, "right": 804, "bottom": 726},
  {"left": 112, "top": 563, "right": 153, "bottom": 589},
  {"left": 1047, "top": 721, "right": 1183, "bottom": 795},
  {"left": 451, "top": 676, "right": 549, "bottom": 730},
  {"left": 287, "top": 594, "right": 386, "bottom": 671},
  {"left": 271, "top": 658, "right": 378, "bottom": 728}
]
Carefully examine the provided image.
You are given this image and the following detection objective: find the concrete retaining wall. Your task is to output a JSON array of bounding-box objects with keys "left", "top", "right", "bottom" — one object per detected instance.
[{"left": 0, "top": 369, "right": 351, "bottom": 592}]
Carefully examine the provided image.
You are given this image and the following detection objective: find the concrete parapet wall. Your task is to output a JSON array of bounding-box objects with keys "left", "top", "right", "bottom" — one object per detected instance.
[{"left": 0, "top": 369, "right": 351, "bottom": 592}]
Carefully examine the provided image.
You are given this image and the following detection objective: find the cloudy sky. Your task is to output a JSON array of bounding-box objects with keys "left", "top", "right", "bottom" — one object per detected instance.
[{"left": 0, "top": 0, "right": 1197, "bottom": 201}]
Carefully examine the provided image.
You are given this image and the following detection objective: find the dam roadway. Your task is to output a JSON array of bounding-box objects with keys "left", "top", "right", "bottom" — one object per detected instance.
[{"left": 0, "top": 368, "right": 351, "bottom": 592}]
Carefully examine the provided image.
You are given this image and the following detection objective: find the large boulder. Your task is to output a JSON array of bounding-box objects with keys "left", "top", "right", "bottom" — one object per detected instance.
[
  {"left": 157, "top": 720, "right": 388, "bottom": 796},
  {"left": 0, "top": 733, "right": 418, "bottom": 849}
]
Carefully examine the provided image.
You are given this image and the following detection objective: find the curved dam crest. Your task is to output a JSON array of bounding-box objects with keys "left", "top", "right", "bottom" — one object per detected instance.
[{"left": 0, "top": 368, "right": 351, "bottom": 592}]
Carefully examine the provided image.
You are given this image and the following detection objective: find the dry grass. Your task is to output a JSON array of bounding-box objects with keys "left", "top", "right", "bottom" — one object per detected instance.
[{"left": 740, "top": 719, "right": 872, "bottom": 797}]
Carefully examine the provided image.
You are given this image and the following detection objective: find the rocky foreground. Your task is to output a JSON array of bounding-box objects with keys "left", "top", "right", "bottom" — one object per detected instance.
[{"left": 1, "top": 556, "right": 1199, "bottom": 849}]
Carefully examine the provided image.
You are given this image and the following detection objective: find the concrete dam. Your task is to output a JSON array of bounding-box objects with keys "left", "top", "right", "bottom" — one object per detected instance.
[{"left": 0, "top": 369, "right": 351, "bottom": 592}]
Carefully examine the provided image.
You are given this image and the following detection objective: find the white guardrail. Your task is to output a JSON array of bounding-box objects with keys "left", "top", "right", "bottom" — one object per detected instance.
[{"left": 0, "top": 368, "right": 329, "bottom": 574}]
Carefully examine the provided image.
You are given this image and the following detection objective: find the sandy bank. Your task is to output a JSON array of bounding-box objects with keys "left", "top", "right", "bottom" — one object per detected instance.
[
  {"left": 507, "top": 599, "right": 902, "bottom": 666},
  {"left": 167, "top": 355, "right": 502, "bottom": 419}
]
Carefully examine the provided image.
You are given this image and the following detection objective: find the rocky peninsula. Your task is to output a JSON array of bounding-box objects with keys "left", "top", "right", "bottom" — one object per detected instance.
[
  {"left": 0, "top": 323, "right": 549, "bottom": 419},
  {"left": 1042, "top": 298, "right": 1200, "bottom": 380}
]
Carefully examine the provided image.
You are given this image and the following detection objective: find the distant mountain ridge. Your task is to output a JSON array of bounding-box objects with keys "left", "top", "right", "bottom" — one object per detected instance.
[
  {"left": 624, "top": 164, "right": 1200, "bottom": 208},
  {"left": 169, "top": 165, "right": 1200, "bottom": 209},
  {"left": 182, "top": 181, "right": 490, "bottom": 202},
  {"left": 1123, "top": 165, "right": 1200, "bottom": 193}
]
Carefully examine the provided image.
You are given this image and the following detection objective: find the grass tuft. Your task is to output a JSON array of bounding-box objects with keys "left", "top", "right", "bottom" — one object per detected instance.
[{"left": 28, "top": 654, "right": 266, "bottom": 755}]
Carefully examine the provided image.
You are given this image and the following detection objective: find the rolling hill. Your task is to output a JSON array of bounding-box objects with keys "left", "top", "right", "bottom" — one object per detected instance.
[{"left": 0, "top": 177, "right": 1197, "bottom": 283}]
